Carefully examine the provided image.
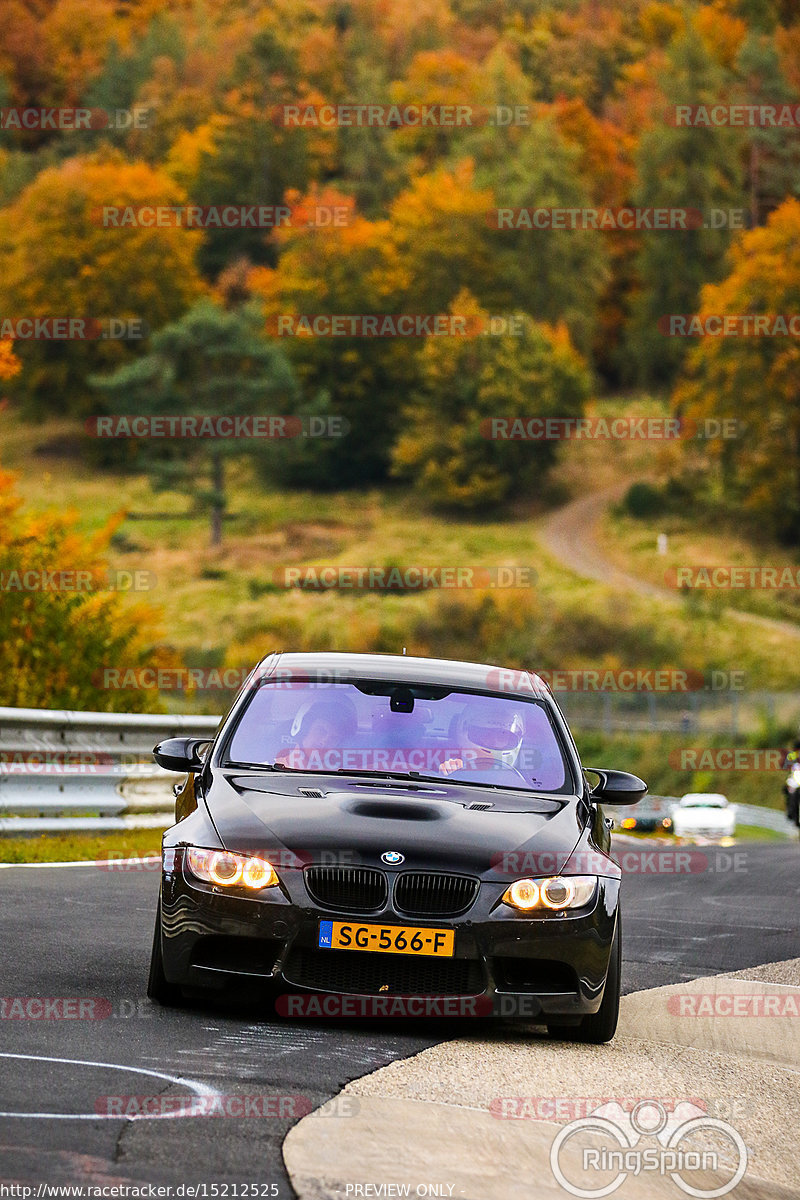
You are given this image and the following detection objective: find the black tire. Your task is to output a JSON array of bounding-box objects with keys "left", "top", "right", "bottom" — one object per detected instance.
[
  {"left": 147, "top": 897, "right": 184, "bottom": 1007},
  {"left": 547, "top": 915, "right": 621, "bottom": 1045}
]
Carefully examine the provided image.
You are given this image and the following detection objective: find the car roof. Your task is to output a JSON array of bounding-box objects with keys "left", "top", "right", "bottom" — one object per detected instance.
[
  {"left": 257, "top": 651, "right": 550, "bottom": 699},
  {"left": 680, "top": 792, "right": 728, "bottom": 804}
]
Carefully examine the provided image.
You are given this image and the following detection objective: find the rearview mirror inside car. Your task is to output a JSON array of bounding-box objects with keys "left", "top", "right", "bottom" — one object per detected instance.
[{"left": 585, "top": 768, "right": 647, "bottom": 805}]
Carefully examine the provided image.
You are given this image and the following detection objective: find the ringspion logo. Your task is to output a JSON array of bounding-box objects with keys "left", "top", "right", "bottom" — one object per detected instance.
[{"left": 549, "top": 1100, "right": 747, "bottom": 1198}]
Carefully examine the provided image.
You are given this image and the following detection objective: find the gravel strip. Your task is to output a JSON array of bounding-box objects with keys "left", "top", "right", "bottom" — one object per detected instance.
[{"left": 720, "top": 958, "right": 800, "bottom": 987}]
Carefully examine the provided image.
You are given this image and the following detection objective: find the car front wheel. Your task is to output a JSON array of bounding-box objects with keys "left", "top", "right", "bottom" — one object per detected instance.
[
  {"left": 547, "top": 915, "right": 621, "bottom": 1045},
  {"left": 147, "top": 896, "right": 184, "bottom": 1007}
]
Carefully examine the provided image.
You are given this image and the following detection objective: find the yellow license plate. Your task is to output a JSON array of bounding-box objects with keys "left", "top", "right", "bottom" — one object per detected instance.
[{"left": 318, "top": 920, "right": 454, "bottom": 957}]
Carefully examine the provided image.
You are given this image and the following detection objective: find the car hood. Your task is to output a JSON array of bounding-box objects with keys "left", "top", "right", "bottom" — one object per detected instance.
[{"left": 201, "top": 771, "right": 586, "bottom": 880}]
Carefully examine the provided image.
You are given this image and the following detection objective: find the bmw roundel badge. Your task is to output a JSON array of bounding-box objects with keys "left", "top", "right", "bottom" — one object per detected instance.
[{"left": 381, "top": 850, "right": 404, "bottom": 865}]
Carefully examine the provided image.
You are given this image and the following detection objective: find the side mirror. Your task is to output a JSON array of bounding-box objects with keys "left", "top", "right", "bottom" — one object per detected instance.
[
  {"left": 153, "top": 737, "right": 207, "bottom": 773},
  {"left": 586, "top": 768, "right": 647, "bottom": 806}
]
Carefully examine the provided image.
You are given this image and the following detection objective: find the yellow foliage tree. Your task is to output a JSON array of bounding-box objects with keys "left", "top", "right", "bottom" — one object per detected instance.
[
  {"left": 0, "top": 154, "right": 206, "bottom": 417},
  {"left": 0, "top": 468, "right": 177, "bottom": 711}
]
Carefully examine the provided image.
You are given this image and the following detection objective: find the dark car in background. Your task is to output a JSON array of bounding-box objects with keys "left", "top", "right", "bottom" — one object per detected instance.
[
  {"left": 147, "top": 652, "right": 646, "bottom": 1043},
  {"left": 614, "top": 794, "right": 675, "bottom": 834}
]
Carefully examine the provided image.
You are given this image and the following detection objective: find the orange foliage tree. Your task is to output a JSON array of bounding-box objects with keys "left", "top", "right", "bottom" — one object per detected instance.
[{"left": 673, "top": 198, "right": 800, "bottom": 541}]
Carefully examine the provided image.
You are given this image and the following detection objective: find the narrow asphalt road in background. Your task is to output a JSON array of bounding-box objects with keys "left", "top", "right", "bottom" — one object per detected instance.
[
  {"left": 538, "top": 484, "right": 800, "bottom": 639},
  {"left": 1, "top": 843, "right": 797, "bottom": 1194}
]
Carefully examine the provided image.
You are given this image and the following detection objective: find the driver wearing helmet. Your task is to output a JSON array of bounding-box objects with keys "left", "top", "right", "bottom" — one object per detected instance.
[
  {"left": 276, "top": 697, "right": 358, "bottom": 768},
  {"left": 440, "top": 703, "right": 525, "bottom": 781}
]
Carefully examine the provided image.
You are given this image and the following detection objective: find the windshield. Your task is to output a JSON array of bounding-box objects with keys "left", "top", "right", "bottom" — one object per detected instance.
[{"left": 224, "top": 681, "right": 571, "bottom": 792}]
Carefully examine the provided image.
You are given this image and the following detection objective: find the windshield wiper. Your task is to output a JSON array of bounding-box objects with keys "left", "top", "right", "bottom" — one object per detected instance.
[
  {"left": 223, "top": 762, "right": 554, "bottom": 794},
  {"left": 223, "top": 762, "right": 290, "bottom": 771}
]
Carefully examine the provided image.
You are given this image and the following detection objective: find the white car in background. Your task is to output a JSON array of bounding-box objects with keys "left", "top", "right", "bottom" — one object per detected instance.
[{"left": 672, "top": 792, "right": 736, "bottom": 839}]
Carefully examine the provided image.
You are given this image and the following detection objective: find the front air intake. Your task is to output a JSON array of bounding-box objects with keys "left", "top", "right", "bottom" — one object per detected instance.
[
  {"left": 394, "top": 872, "right": 479, "bottom": 917},
  {"left": 304, "top": 866, "right": 387, "bottom": 911}
]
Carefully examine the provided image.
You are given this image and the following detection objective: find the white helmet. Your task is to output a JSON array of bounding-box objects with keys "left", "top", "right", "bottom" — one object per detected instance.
[{"left": 461, "top": 704, "right": 524, "bottom": 768}]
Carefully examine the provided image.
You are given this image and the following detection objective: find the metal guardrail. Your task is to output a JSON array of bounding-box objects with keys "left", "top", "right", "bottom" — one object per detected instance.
[
  {"left": 561, "top": 689, "right": 800, "bottom": 736},
  {"left": 0, "top": 707, "right": 221, "bottom": 836},
  {"left": 1, "top": 707, "right": 797, "bottom": 838}
]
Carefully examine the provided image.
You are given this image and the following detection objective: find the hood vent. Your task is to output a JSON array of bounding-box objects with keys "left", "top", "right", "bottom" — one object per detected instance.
[
  {"left": 346, "top": 799, "right": 441, "bottom": 821},
  {"left": 467, "top": 802, "right": 493, "bottom": 810},
  {"left": 298, "top": 787, "right": 325, "bottom": 797}
]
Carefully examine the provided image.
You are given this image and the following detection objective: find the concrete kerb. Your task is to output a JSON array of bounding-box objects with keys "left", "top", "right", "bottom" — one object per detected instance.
[{"left": 282, "top": 962, "right": 800, "bottom": 1200}]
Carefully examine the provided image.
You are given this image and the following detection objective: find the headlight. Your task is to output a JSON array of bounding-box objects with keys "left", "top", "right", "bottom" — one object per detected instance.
[
  {"left": 186, "top": 847, "right": 278, "bottom": 891},
  {"left": 503, "top": 875, "right": 597, "bottom": 912}
]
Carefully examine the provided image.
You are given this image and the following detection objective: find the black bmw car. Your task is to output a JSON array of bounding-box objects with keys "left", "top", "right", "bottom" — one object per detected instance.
[{"left": 148, "top": 651, "right": 646, "bottom": 1043}]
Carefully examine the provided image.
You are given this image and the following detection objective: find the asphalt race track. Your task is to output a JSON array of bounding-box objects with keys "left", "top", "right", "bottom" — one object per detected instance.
[{"left": 1, "top": 842, "right": 797, "bottom": 1194}]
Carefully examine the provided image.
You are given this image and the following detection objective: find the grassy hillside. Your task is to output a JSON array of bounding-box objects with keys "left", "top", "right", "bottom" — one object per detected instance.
[{"left": 3, "top": 398, "right": 800, "bottom": 811}]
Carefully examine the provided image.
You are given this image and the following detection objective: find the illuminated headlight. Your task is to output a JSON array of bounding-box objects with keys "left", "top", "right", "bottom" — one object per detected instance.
[
  {"left": 503, "top": 876, "right": 597, "bottom": 913},
  {"left": 186, "top": 848, "right": 278, "bottom": 891}
]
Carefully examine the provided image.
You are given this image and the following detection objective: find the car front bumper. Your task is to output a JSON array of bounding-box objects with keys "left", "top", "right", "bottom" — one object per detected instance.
[{"left": 158, "top": 853, "right": 620, "bottom": 1020}]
